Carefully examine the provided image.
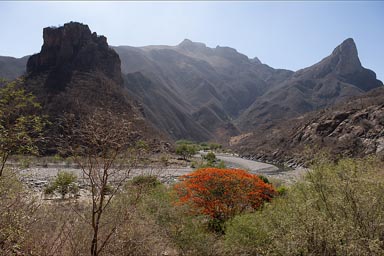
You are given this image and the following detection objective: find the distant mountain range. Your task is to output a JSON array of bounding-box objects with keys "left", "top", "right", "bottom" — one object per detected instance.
[
  {"left": 115, "top": 40, "right": 294, "bottom": 141},
  {"left": 0, "top": 22, "right": 382, "bottom": 156},
  {"left": 0, "top": 55, "right": 29, "bottom": 80}
]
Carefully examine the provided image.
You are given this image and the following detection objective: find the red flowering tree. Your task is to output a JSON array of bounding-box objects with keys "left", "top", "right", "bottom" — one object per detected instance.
[{"left": 174, "top": 168, "right": 276, "bottom": 233}]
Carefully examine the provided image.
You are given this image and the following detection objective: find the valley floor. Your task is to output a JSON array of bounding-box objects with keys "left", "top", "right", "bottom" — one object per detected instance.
[{"left": 17, "top": 153, "right": 305, "bottom": 194}]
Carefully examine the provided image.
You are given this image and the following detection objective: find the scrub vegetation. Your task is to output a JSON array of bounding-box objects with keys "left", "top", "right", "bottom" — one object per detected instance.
[{"left": 1, "top": 157, "right": 383, "bottom": 255}]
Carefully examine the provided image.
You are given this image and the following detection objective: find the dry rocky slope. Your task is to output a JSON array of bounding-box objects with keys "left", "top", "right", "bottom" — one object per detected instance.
[
  {"left": 22, "top": 22, "right": 169, "bottom": 153},
  {"left": 116, "top": 40, "right": 293, "bottom": 141},
  {"left": 116, "top": 38, "right": 382, "bottom": 142},
  {"left": 232, "top": 87, "right": 384, "bottom": 165},
  {"left": 0, "top": 22, "right": 382, "bottom": 147}
]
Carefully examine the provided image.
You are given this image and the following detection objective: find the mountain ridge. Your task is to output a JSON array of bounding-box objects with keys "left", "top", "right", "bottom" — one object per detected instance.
[
  {"left": 0, "top": 23, "right": 382, "bottom": 143},
  {"left": 237, "top": 38, "right": 383, "bottom": 131}
]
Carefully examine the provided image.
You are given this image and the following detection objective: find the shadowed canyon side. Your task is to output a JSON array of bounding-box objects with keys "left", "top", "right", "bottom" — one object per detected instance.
[
  {"left": 22, "top": 22, "right": 168, "bottom": 152},
  {"left": 115, "top": 40, "right": 292, "bottom": 142},
  {"left": 237, "top": 38, "right": 383, "bottom": 131}
]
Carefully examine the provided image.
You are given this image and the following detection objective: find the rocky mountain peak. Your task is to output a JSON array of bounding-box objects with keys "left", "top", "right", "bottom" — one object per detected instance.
[
  {"left": 27, "top": 21, "right": 122, "bottom": 91},
  {"left": 332, "top": 38, "right": 358, "bottom": 57},
  {"left": 330, "top": 38, "right": 362, "bottom": 75},
  {"left": 178, "top": 39, "right": 207, "bottom": 50},
  {"left": 250, "top": 57, "right": 262, "bottom": 64}
]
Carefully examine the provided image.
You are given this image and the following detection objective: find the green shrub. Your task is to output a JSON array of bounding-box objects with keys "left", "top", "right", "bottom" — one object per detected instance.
[
  {"left": 175, "top": 140, "right": 194, "bottom": 145},
  {"left": 175, "top": 143, "right": 197, "bottom": 160},
  {"left": 209, "top": 143, "right": 222, "bottom": 151},
  {"left": 131, "top": 175, "right": 161, "bottom": 188},
  {"left": 45, "top": 171, "right": 79, "bottom": 199},
  {"left": 204, "top": 152, "right": 216, "bottom": 162},
  {"left": 199, "top": 142, "right": 209, "bottom": 150},
  {"left": 224, "top": 212, "right": 272, "bottom": 255}
]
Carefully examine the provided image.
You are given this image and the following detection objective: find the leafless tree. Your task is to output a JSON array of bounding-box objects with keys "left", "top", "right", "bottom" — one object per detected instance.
[{"left": 61, "top": 108, "right": 147, "bottom": 256}]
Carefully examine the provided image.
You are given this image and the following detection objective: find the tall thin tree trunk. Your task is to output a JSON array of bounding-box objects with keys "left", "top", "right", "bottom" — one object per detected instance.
[
  {"left": 0, "top": 153, "right": 9, "bottom": 177},
  {"left": 91, "top": 181, "right": 106, "bottom": 256},
  {"left": 91, "top": 222, "right": 98, "bottom": 256}
]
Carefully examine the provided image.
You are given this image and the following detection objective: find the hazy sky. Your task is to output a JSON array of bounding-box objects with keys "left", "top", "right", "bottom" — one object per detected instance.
[{"left": 1, "top": 1, "right": 383, "bottom": 80}]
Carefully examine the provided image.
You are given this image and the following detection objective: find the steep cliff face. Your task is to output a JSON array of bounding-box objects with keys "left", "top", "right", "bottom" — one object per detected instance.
[
  {"left": 23, "top": 22, "right": 167, "bottom": 153},
  {"left": 27, "top": 22, "right": 122, "bottom": 91},
  {"left": 25, "top": 22, "right": 126, "bottom": 113},
  {"left": 294, "top": 38, "right": 381, "bottom": 91}
]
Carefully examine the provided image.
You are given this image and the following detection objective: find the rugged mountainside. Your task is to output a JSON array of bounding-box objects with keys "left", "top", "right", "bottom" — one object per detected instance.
[
  {"left": 0, "top": 55, "right": 28, "bottom": 80},
  {"left": 115, "top": 40, "right": 292, "bottom": 141},
  {"left": 23, "top": 22, "right": 167, "bottom": 152},
  {"left": 116, "top": 38, "right": 382, "bottom": 141},
  {"left": 237, "top": 38, "right": 383, "bottom": 130},
  {"left": 1, "top": 24, "right": 382, "bottom": 144},
  {"left": 232, "top": 87, "right": 384, "bottom": 165}
]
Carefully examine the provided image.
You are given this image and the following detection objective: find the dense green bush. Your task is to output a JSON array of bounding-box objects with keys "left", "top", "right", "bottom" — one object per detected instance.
[{"left": 175, "top": 143, "right": 197, "bottom": 160}]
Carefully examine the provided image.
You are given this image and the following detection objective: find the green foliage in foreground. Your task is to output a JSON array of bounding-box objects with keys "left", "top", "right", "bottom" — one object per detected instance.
[
  {"left": 1, "top": 157, "right": 383, "bottom": 255},
  {"left": 0, "top": 79, "right": 48, "bottom": 176},
  {"left": 224, "top": 157, "right": 384, "bottom": 255},
  {"left": 0, "top": 169, "right": 37, "bottom": 254}
]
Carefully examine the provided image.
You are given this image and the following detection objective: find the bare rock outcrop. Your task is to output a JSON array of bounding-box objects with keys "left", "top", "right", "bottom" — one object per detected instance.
[
  {"left": 234, "top": 87, "right": 384, "bottom": 165},
  {"left": 27, "top": 22, "right": 122, "bottom": 91}
]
